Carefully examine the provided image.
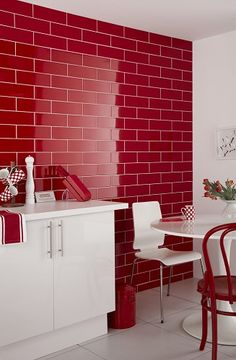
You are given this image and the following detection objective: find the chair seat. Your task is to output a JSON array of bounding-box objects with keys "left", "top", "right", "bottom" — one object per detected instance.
[
  {"left": 135, "top": 247, "right": 201, "bottom": 266},
  {"left": 198, "top": 276, "right": 236, "bottom": 301}
]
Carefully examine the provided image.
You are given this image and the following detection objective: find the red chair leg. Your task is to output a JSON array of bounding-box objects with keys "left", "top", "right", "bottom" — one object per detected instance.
[
  {"left": 199, "top": 296, "right": 208, "bottom": 351},
  {"left": 211, "top": 301, "right": 218, "bottom": 360}
]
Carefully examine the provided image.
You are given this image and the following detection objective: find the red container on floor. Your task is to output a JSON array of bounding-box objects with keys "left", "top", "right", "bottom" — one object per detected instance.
[{"left": 109, "top": 284, "right": 136, "bottom": 329}]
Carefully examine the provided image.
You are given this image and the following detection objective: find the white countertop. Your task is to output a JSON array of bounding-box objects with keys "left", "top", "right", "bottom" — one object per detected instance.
[{"left": 0, "top": 200, "right": 128, "bottom": 221}]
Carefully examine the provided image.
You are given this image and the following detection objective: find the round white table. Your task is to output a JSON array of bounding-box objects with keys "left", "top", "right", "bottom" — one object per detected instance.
[{"left": 151, "top": 214, "right": 236, "bottom": 345}]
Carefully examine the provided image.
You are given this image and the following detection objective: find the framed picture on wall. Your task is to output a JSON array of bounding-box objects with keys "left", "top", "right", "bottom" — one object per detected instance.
[{"left": 216, "top": 127, "right": 236, "bottom": 159}]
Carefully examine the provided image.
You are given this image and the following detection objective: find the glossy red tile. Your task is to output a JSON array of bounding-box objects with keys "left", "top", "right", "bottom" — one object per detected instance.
[
  {"left": 83, "top": 103, "right": 112, "bottom": 117},
  {"left": 0, "top": 0, "right": 32, "bottom": 16},
  {"left": 150, "top": 120, "right": 171, "bottom": 130},
  {"left": 138, "top": 108, "right": 160, "bottom": 119},
  {"left": 68, "top": 40, "right": 97, "bottom": 55},
  {"left": 125, "top": 96, "right": 148, "bottom": 108},
  {"left": 161, "top": 46, "right": 182, "bottom": 59},
  {"left": 52, "top": 50, "right": 82, "bottom": 65},
  {"left": 98, "top": 45, "right": 124, "bottom": 60},
  {"left": 83, "top": 79, "right": 111, "bottom": 93},
  {"left": 0, "top": 111, "right": 33, "bottom": 125},
  {"left": 16, "top": 14, "right": 50, "bottom": 33},
  {"left": 97, "top": 21, "right": 123, "bottom": 36},
  {"left": 150, "top": 33, "right": 171, "bottom": 46},
  {"left": 150, "top": 99, "right": 172, "bottom": 109},
  {"left": 68, "top": 140, "right": 97, "bottom": 152},
  {"left": 125, "top": 50, "right": 148, "bottom": 64},
  {"left": 149, "top": 55, "right": 171, "bottom": 67},
  {"left": 35, "top": 140, "right": 67, "bottom": 152},
  {"left": 83, "top": 55, "right": 110, "bottom": 69},
  {"left": 0, "top": 153, "right": 17, "bottom": 166},
  {"left": 137, "top": 41, "right": 160, "bottom": 55},
  {"left": 0, "top": 125, "right": 16, "bottom": 137},
  {"left": 0, "top": 96, "right": 15, "bottom": 110},
  {"left": 0, "top": 25, "right": 33, "bottom": 43},
  {"left": 172, "top": 37, "right": 192, "bottom": 51},
  {"left": 35, "top": 114, "right": 67, "bottom": 126},
  {"left": 0, "top": 39, "right": 15, "bottom": 54},
  {"left": 125, "top": 73, "right": 148, "bottom": 86},
  {"left": 52, "top": 127, "right": 82, "bottom": 139},
  {"left": 52, "top": 152, "right": 83, "bottom": 164},
  {"left": 83, "top": 30, "right": 110, "bottom": 45},
  {"left": 68, "top": 116, "right": 97, "bottom": 128},
  {"left": 150, "top": 77, "right": 172, "bottom": 88},
  {"left": 0, "top": 83, "right": 33, "bottom": 98},
  {"left": 69, "top": 65, "right": 96, "bottom": 80},
  {"left": 17, "top": 126, "right": 51, "bottom": 139},
  {"left": 34, "top": 4, "right": 66, "bottom": 23},
  {"left": 161, "top": 67, "right": 182, "bottom": 80},
  {"left": 0, "top": 54, "right": 33, "bottom": 71},
  {"left": 0, "top": 68, "right": 15, "bottom": 82},
  {"left": 17, "top": 99, "right": 50, "bottom": 113},
  {"left": 52, "top": 101, "right": 82, "bottom": 115},
  {"left": 17, "top": 71, "right": 50, "bottom": 86},
  {"left": 35, "top": 60, "right": 67, "bottom": 75},
  {"left": 35, "top": 87, "right": 67, "bottom": 101},
  {"left": 68, "top": 90, "right": 97, "bottom": 104},
  {"left": 67, "top": 14, "right": 97, "bottom": 31},
  {"left": 173, "top": 100, "right": 192, "bottom": 111},
  {"left": 161, "top": 89, "right": 182, "bottom": 100},
  {"left": 111, "top": 36, "right": 136, "bottom": 51},
  {"left": 138, "top": 64, "right": 160, "bottom": 76},
  {"left": 16, "top": 43, "right": 50, "bottom": 60},
  {"left": 83, "top": 128, "right": 111, "bottom": 140},
  {"left": 173, "top": 59, "right": 192, "bottom": 71},
  {"left": 52, "top": 23, "right": 81, "bottom": 40},
  {"left": 34, "top": 33, "right": 66, "bottom": 50},
  {"left": 125, "top": 27, "right": 148, "bottom": 41},
  {"left": 0, "top": 10, "right": 14, "bottom": 26},
  {"left": 112, "top": 84, "right": 136, "bottom": 96},
  {"left": 52, "top": 75, "right": 82, "bottom": 90},
  {"left": 0, "top": 139, "right": 34, "bottom": 152}
]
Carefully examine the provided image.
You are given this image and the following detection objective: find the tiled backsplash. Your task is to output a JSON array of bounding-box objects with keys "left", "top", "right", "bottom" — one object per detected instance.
[{"left": 0, "top": 0, "right": 193, "bottom": 291}]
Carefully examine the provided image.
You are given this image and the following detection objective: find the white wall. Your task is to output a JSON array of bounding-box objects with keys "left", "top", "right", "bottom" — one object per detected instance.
[
  {"left": 193, "top": 31, "right": 236, "bottom": 277},
  {"left": 193, "top": 30, "right": 236, "bottom": 215}
]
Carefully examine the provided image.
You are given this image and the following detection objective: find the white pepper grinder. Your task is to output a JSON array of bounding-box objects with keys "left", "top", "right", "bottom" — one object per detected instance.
[{"left": 25, "top": 155, "right": 35, "bottom": 204}]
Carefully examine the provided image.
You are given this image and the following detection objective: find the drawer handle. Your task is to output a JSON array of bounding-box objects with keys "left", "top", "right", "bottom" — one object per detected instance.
[
  {"left": 58, "top": 221, "right": 64, "bottom": 257},
  {"left": 47, "top": 221, "right": 53, "bottom": 259}
]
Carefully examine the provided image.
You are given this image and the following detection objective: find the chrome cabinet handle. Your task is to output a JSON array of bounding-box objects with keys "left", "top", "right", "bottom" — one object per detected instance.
[
  {"left": 47, "top": 221, "right": 53, "bottom": 258},
  {"left": 58, "top": 220, "right": 64, "bottom": 256}
]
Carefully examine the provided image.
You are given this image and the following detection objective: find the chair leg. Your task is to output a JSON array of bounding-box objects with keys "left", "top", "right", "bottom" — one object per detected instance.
[
  {"left": 130, "top": 258, "right": 138, "bottom": 285},
  {"left": 211, "top": 300, "right": 218, "bottom": 360},
  {"left": 160, "top": 264, "right": 164, "bottom": 323},
  {"left": 167, "top": 266, "right": 173, "bottom": 296},
  {"left": 199, "top": 296, "right": 208, "bottom": 351}
]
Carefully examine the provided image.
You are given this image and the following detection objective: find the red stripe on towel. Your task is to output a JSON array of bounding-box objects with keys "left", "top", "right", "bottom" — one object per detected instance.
[{"left": 0, "top": 210, "right": 24, "bottom": 244}]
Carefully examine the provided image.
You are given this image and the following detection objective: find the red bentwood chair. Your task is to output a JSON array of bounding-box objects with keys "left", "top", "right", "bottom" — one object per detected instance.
[{"left": 197, "top": 223, "right": 236, "bottom": 360}]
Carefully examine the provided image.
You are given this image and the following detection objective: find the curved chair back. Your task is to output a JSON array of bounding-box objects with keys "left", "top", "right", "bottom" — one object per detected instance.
[
  {"left": 132, "top": 201, "right": 165, "bottom": 251},
  {"left": 202, "top": 223, "right": 236, "bottom": 303}
]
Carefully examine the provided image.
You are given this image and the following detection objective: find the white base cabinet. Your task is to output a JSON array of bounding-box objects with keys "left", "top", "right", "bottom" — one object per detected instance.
[{"left": 0, "top": 200, "right": 127, "bottom": 360}]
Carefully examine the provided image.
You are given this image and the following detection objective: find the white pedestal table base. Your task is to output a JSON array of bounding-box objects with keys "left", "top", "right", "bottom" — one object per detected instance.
[{"left": 183, "top": 311, "right": 236, "bottom": 346}]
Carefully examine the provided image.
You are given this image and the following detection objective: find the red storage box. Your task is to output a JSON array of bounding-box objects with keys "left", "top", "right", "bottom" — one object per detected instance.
[{"left": 109, "top": 284, "right": 136, "bottom": 329}]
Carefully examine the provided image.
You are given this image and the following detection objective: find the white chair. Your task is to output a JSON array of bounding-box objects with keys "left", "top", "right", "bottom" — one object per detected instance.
[{"left": 131, "top": 201, "right": 203, "bottom": 323}]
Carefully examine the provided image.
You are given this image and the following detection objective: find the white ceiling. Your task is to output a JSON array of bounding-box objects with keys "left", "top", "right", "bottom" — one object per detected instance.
[{"left": 24, "top": 0, "right": 236, "bottom": 41}]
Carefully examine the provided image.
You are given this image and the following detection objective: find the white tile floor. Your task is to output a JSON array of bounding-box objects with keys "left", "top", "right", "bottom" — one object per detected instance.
[{"left": 38, "top": 278, "right": 236, "bottom": 360}]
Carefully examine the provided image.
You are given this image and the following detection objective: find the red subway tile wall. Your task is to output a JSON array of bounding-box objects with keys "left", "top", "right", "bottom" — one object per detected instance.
[{"left": 0, "top": 0, "right": 193, "bottom": 291}]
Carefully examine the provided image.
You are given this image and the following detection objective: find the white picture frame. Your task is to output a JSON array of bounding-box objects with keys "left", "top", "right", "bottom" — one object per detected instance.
[
  {"left": 216, "top": 127, "right": 236, "bottom": 159},
  {"left": 35, "top": 191, "right": 56, "bottom": 203}
]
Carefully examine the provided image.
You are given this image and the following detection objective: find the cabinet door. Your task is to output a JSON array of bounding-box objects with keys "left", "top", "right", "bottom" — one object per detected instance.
[
  {"left": 0, "top": 219, "right": 53, "bottom": 346},
  {"left": 54, "top": 211, "right": 115, "bottom": 329}
]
